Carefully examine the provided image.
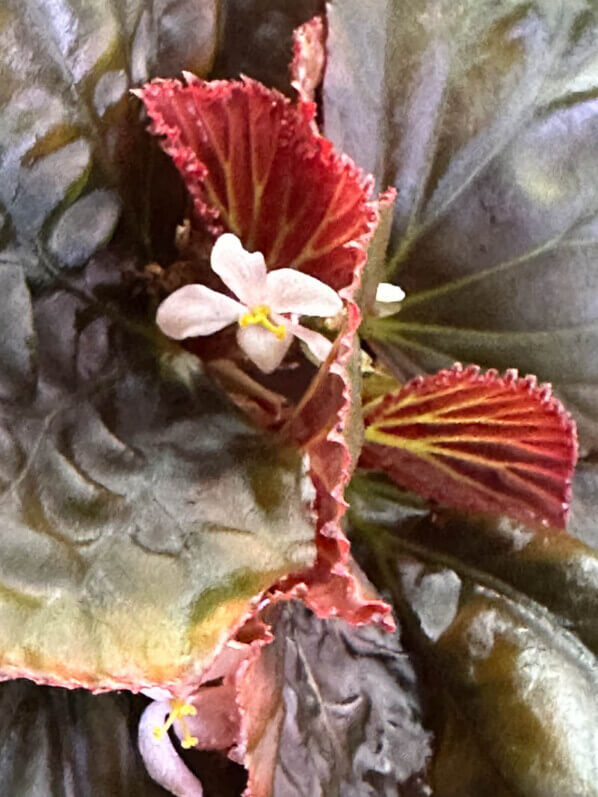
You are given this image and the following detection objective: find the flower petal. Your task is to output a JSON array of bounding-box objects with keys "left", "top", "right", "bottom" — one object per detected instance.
[
  {"left": 266, "top": 269, "right": 342, "bottom": 317},
  {"left": 375, "top": 282, "right": 405, "bottom": 303},
  {"left": 138, "top": 702, "right": 204, "bottom": 797},
  {"left": 236, "top": 324, "right": 293, "bottom": 374},
  {"left": 211, "top": 233, "right": 267, "bottom": 307},
  {"left": 156, "top": 284, "right": 243, "bottom": 340},
  {"left": 138, "top": 77, "right": 377, "bottom": 290},
  {"left": 286, "top": 321, "right": 333, "bottom": 363}
]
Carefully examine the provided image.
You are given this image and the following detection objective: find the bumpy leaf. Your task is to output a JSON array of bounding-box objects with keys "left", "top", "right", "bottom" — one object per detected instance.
[
  {"left": 349, "top": 472, "right": 598, "bottom": 796},
  {"left": 0, "top": 252, "right": 315, "bottom": 692},
  {"left": 139, "top": 76, "right": 378, "bottom": 290},
  {"left": 324, "top": 0, "right": 598, "bottom": 448},
  {"left": 274, "top": 227, "right": 392, "bottom": 629},
  {"left": 0, "top": 680, "right": 168, "bottom": 796},
  {"left": 138, "top": 66, "right": 393, "bottom": 632},
  {"left": 0, "top": 0, "right": 219, "bottom": 284},
  {"left": 238, "top": 601, "right": 432, "bottom": 797},
  {"left": 138, "top": 64, "right": 397, "bottom": 643},
  {"left": 362, "top": 365, "right": 578, "bottom": 528}
]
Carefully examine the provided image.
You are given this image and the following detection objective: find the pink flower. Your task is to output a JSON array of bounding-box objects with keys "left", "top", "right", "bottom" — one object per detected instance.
[{"left": 156, "top": 233, "right": 342, "bottom": 373}]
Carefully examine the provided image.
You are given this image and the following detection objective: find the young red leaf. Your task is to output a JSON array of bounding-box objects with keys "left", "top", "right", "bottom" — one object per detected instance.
[
  {"left": 362, "top": 365, "right": 578, "bottom": 529},
  {"left": 139, "top": 76, "right": 377, "bottom": 290},
  {"left": 140, "top": 69, "right": 393, "bottom": 628},
  {"left": 265, "top": 184, "right": 393, "bottom": 631}
]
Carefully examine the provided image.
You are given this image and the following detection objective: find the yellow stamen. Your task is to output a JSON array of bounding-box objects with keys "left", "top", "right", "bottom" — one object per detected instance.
[
  {"left": 239, "top": 304, "right": 286, "bottom": 339},
  {"left": 153, "top": 699, "right": 199, "bottom": 749}
]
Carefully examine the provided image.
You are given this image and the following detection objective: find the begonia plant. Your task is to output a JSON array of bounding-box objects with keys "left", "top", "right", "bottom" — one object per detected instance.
[{"left": 0, "top": 1, "right": 597, "bottom": 796}]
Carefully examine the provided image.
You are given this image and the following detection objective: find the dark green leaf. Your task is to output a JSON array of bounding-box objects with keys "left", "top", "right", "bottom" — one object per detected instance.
[
  {"left": 0, "top": 250, "right": 315, "bottom": 691},
  {"left": 348, "top": 471, "right": 598, "bottom": 796},
  {"left": 0, "top": 0, "right": 317, "bottom": 700},
  {"left": 324, "top": 0, "right": 598, "bottom": 448},
  {"left": 357, "top": 191, "right": 396, "bottom": 315}
]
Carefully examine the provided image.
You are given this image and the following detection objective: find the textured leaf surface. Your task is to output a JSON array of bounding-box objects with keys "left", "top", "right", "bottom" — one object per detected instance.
[
  {"left": 349, "top": 472, "right": 598, "bottom": 797},
  {"left": 362, "top": 365, "right": 578, "bottom": 528},
  {"left": 324, "top": 0, "right": 598, "bottom": 448},
  {"left": 140, "top": 77, "right": 377, "bottom": 290},
  {"left": 0, "top": 0, "right": 219, "bottom": 284},
  {"left": 140, "top": 68, "right": 394, "bottom": 633},
  {"left": 275, "top": 233, "right": 392, "bottom": 629},
  {"left": 0, "top": 680, "right": 168, "bottom": 796},
  {"left": 239, "top": 601, "right": 432, "bottom": 797},
  {"left": 0, "top": 252, "right": 315, "bottom": 692}
]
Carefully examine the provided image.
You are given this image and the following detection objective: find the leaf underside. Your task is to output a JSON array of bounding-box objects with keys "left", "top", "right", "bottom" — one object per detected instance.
[
  {"left": 239, "top": 601, "right": 432, "bottom": 797},
  {"left": 139, "top": 76, "right": 377, "bottom": 290},
  {"left": 362, "top": 365, "right": 577, "bottom": 528}
]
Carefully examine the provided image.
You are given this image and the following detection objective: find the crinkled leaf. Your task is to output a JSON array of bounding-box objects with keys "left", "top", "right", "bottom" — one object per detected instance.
[
  {"left": 0, "top": 680, "right": 168, "bottom": 796},
  {"left": 276, "top": 257, "right": 392, "bottom": 628},
  {"left": 0, "top": 0, "right": 219, "bottom": 284},
  {"left": 239, "top": 601, "right": 432, "bottom": 797},
  {"left": 362, "top": 365, "right": 578, "bottom": 529},
  {"left": 349, "top": 472, "right": 598, "bottom": 796},
  {"left": 324, "top": 0, "right": 598, "bottom": 449},
  {"left": 140, "top": 68, "right": 395, "bottom": 630},
  {"left": 0, "top": 252, "right": 315, "bottom": 691}
]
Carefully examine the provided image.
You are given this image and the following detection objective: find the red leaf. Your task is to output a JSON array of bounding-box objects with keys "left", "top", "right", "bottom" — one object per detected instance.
[
  {"left": 219, "top": 185, "right": 395, "bottom": 797},
  {"left": 234, "top": 609, "right": 284, "bottom": 797},
  {"left": 270, "top": 234, "right": 393, "bottom": 631},
  {"left": 139, "top": 76, "right": 376, "bottom": 290},
  {"left": 362, "top": 365, "right": 578, "bottom": 529},
  {"left": 140, "top": 69, "right": 393, "bottom": 629}
]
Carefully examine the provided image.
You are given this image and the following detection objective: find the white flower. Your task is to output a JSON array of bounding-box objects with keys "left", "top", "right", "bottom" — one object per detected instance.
[{"left": 156, "top": 233, "right": 343, "bottom": 373}]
